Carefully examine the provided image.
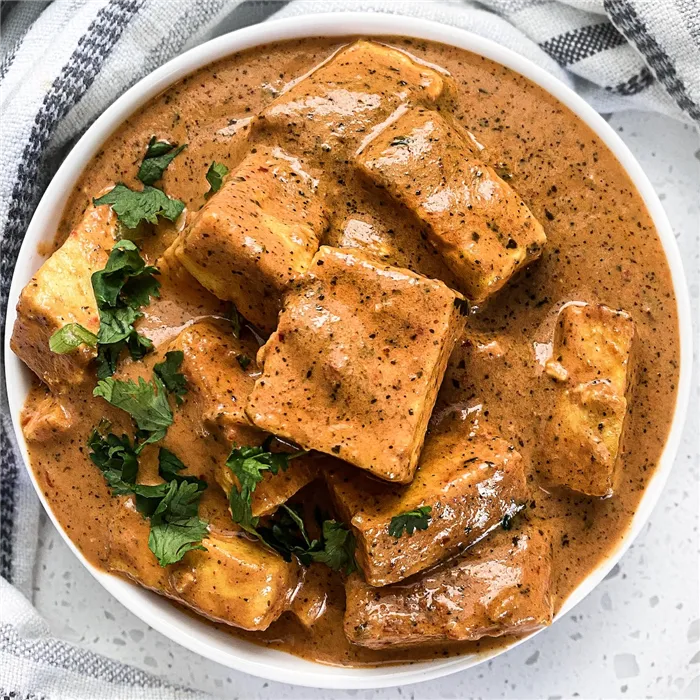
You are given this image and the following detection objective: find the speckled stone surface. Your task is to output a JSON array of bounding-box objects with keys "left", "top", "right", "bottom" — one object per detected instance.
[{"left": 32, "top": 110, "right": 699, "bottom": 699}]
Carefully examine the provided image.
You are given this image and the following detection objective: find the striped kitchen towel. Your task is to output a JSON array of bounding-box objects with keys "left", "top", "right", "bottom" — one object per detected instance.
[{"left": 1, "top": 0, "right": 698, "bottom": 697}]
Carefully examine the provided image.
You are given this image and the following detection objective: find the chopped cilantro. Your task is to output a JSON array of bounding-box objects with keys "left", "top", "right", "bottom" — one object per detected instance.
[
  {"left": 222, "top": 442, "right": 356, "bottom": 575},
  {"left": 204, "top": 161, "right": 229, "bottom": 199},
  {"left": 157, "top": 447, "right": 206, "bottom": 490},
  {"left": 87, "top": 420, "right": 138, "bottom": 495},
  {"left": 309, "top": 520, "right": 357, "bottom": 575},
  {"left": 93, "top": 374, "right": 173, "bottom": 450},
  {"left": 154, "top": 351, "right": 188, "bottom": 405},
  {"left": 236, "top": 354, "right": 251, "bottom": 370},
  {"left": 92, "top": 239, "right": 160, "bottom": 307},
  {"left": 390, "top": 136, "right": 410, "bottom": 147},
  {"left": 225, "top": 442, "right": 305, "bottom": 534},
  {"left": 230, "top": 305, "right": 241, "bottom": 339},
  {"left": 388, "top": 505, "right": 432, "bottom": 538},
  {"left": 147, "top": 480, "right": 209, "bottom": 567},
  {"left": 50, "top": 240, "right": 160, "bottom": 378},
  {"left": 157, "top": 447, "right": 187, "bottom": 481},
  {"left": 49, "top": 323, "right": 97, "bottom": 354},
  {"left": 137, "top": 137, "right": 186, "bottom": 186},
  {"left": 88, "top": 425, "right": 207, "bottom": 566},
  {"left": 94, "top": 183, "right": 185, "bottom": 231},
  {"left": 256, "top": 507, "right": 357, "bottom": 575}
]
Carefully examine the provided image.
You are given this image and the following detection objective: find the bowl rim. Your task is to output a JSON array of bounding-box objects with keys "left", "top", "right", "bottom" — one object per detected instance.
[{"left": 4, "top": 11, "right": 693, "bottom": 690}]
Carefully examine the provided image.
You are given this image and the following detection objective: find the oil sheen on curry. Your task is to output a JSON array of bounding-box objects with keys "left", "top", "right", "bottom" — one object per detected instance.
[{"left": 12, "top": 37, "right": 679, "bottom": 666}]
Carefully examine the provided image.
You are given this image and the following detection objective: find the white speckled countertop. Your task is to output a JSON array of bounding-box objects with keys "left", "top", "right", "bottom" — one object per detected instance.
[{"left": 31, "top": 110, "right": 699, "bottom": 699}]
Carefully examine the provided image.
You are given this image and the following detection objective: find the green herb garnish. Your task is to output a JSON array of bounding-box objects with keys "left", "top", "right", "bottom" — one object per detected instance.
[
  {"left": 49, "top": 323, "right": 98, "bottom": 353},
  {"left": 223, "top": 442, "right": 356, "bottom": 574},
  {"left": 49, "top": 240, "right": 159, "bottom": 378},
  {"left": 137, "top": 137, "right": 186, "bottom": 186},
  {"left": 308, "top": 520, "right": 357, "bottom": 574},
  {"left": 146, "top": 480, "right": 209, "bottom": 567},
  {"left": 88, "top": 424, "right": 207, "bottom": 566},
  {"left": 256, "top": 506, "right": 357, "bottom": 575},
  {"left": 225, "top": 441, "right": 305, "bottom": 534},
  {"left": 87, "top": 420, "right": 139, "bottom": 495},
  {"left": 93, "top": 374, "right": 173, "bottom": 450},
  {"left": 94, "top": 183, "right": 185, "bottom": 231},
  {"left": 154, "top": 350, "right": 188, "bottom": 405},
  {"left": 388, "top": 505, "right": 432, "bottom": 538},
  {"left": 236, "top": 354, "right": 251, "bottom": 370},
  {"left": 230, "top": 305, "right": 241, "bottom": 339},
  {"left": 204, "top": 161, "right": 229, "bottom": 199}
]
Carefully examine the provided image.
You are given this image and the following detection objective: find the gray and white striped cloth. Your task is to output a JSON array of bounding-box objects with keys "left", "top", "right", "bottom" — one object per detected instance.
[{"left": 1, "top": 0, "right": 698, "bottom": 697}]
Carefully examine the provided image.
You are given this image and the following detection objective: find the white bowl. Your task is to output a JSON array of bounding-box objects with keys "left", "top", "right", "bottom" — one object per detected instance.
[{"left": 4, "top": 12, "right": 693, "bottom": 690}]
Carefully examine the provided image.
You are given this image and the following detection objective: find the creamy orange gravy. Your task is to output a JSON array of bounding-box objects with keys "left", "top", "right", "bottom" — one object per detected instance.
[{"left": 23, "top": 36, "right": 679, "bottom": 666}]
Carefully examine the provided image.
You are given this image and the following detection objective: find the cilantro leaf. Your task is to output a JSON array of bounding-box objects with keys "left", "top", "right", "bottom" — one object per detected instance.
[
  {"left": 225, "top": 443, "right": 306, "bottom": 534},
  {"left": 94, "top": 184, "right": 185, "bottom": 231},
  {"left": 148, "top": 480, "right": 209, "bottom": 566},
  {"left": 92, "top": 240, "right": 160, "bottom": 307},
  {"left": 138, "top": 137, "right": 186, "bottom": 186},
  {"left": 255, "top": 505, "right": 357, "bottom": 574},
  {"left": 230, "top": 305, "right": 241, "bottom": 339},
  {"left": 93, "top": 375, "right": 173, "bottom": 447},
  {"left": 256, "top": 505, "right": 316, "bottom": 563},
  {"left": 308, "top": 520, "right": 357, "bottom": 575},
  {"left": 158, "top": 447, "right": 206, "bottom": 490},
  {"left": 96, "top": 305, "right": 142, "bottom": 345},
  {"left": 50, "top": 240, "right": 159, "bottom": 377},
  {"left": 158, "top": 447, "right": 187, "bottom": 481},
  {"left": 255, "top": 508, "right": 357, "bottom": 575},
  {"left": 154, "top": 351, "right": 188, "bottom": 405},
  {"left": 88, "top": 423, "right": 207, "bottom": 566},
  {"left": 388, "top": 505, "right": 432, "bottom": 538},
  {"left": 49, "top": 323, "right": 98, "bottom": 353},
  {"left": 236, "top": 354, "right": 251, "bottom": 370},
  {"left": 96, "top": 344, "right": 124, "bottom": 380},
  {"left": 87, "top": 421, "right": 139, "bottom": 495},
  {"left": 92, "top": 240, "right": 159, "bottom": 377},
  {"left": 204, "top": 161, "right": 229, "bottom": 199}
]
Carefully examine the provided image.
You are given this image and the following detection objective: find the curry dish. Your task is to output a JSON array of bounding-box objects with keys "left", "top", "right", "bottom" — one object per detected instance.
[{"left": 12, "top": 37, "right": 680, "bottom": 666}]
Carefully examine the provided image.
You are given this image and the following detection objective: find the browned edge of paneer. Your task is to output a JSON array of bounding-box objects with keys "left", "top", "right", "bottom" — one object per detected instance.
[
  {"left": 246, "top": 246, "right": 467, "bottom": 484},
  {"left": 325, "top": 427, "right": 529, "bottom": 586},
  {"left": 355, "top": 106, "right": 546, "bottom": 303},
  {"left": 542, "top": 302, "right": 636, "bottom": 497},
  {"left": 344, "top": 522, "right": 554, "bottom": 649}
]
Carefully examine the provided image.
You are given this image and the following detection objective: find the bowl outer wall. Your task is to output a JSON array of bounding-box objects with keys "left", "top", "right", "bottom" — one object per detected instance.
[{"left": 3, "top": 11, "right": 693, "bottom": 690}]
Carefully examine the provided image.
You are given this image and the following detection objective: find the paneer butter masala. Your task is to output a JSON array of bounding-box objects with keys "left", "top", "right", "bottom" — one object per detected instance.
[{"left": 12, "top": 38, "right": 679, "bottom": 666}]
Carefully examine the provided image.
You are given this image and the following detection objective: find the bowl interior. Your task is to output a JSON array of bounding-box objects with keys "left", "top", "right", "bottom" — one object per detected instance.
[{"left": 3, "top": 12, "right": 692, "bottom": 690}]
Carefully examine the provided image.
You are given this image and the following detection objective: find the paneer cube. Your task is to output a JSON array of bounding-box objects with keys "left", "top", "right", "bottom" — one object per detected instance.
[
  {"left": 289, "top": 563, "right": 332, "bottom": 629},
  {"left": 11, "top": 205, "right": 117, "bottom": 388},
  {"left": 258, "top": 40, "right": 451, "bottom": 158},
  {"left": 161, "top": 320, "right": 317, "bottom": 515},
  {"left": 169, "top": 533, "right": 300, "bottom": 631},
  {"left": 344, "top": 523, "right": 553, "bottom": 648},
  {"left": 214, "top": 448, "right": 319, "bottom": 518},
  {"left": 543, "top": 303, "right": 635, "bottom": 497},
  {"left": 106, "top": 500, "right": 175, "bottom": 593},
  {"left": 135, "top": 242, "right": 228, "bottom": 343},
  {"left": 175, "top": 147, "right": 327, "bottom": 332},
  {"left": 166, "top": 319, "right": 259, "bottom": 442},
  {"left": 356, "top": 108, "right": 546, "bottom": 302},
  {"left": 21, "top": 394, "right": 74, "bottom": 442},
  {"left": 107, "top": 501, "right": 300, "bottom": 631},
  {"left": 246, "top": 246, "right": 467, "bottom": 483},
  {"left": 326, "top": 423, "right": 529, "bottom": 585}
]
